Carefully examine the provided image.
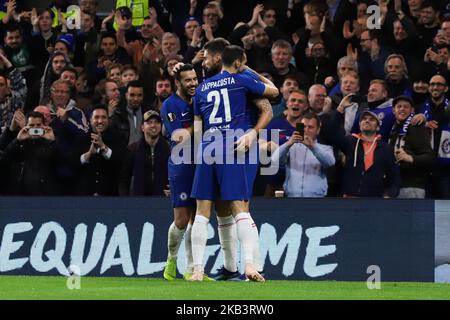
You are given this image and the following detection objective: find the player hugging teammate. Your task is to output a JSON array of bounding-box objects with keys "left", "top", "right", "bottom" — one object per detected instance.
[{"left": 161, "top": 38, "right": 279, "bottom": 282}]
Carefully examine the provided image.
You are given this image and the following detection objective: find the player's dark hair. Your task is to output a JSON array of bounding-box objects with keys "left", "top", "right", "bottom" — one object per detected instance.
[
  {"left": 174, "top": 64, "right": 195, "bottom": 81},
  {"left": 203, "top": 37, "right": 230, "bottom": 55},
  {"left": 222, "top": 45, "right": 245, "bottom": 67}
]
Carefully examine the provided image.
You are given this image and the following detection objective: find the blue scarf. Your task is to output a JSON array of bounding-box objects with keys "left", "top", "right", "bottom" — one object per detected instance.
[
  {"left": 421, "top": 98, "right": 450, "bottom": 163},
  {"left": 421, "top": 97, "right": 450, "bottom": 122}
]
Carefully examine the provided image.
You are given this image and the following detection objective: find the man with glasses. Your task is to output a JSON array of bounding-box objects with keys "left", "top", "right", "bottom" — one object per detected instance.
[
  {"left": 358, "top": 30, "right": 390, "bottom": 90},
  {"left": 202, "top": 2, "right": 227, "bottom": 38},
  {"left": 417, "top": 75, "right": 450, "bottom": 198}
]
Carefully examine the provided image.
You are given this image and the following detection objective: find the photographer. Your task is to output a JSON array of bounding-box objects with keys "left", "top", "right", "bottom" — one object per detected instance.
[
  {"left": 0, "top": 111, "right": 58, "bottom": 195},
  {"left": 270, "top": 112, "right": 335, "bottom": 197}
]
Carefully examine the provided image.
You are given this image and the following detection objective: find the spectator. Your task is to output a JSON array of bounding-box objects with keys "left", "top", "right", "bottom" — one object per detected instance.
[
  {"left": 164, "top": 53, "right": 183, "bottom": 79},
  {"left": 407, "top": 0, "right": 424, "bottom": 22},
  {"left": 294, "top": 38, "right": 337, "bottom": 87},
  {"left": 417, "top": 1, "right": 442, "bottom": 54},
  {"left": 86, "top": 32, "right": 132, "bottom": 88},
  {"left": 326, "top": 56, "right": 358, "bottom": 97},
  {"left": 384, "top": 54, "right": 412, "bottom": 98},
  {"left": 110, "top": 81, "right": 150, "bottom": 146},
  {"left": 229, "top": 4, "right": 286, "bottom": 71},
  {"left": 350, "top": 79, "right": 396, "bottom": 141},
  {"left": 423, "top": 43, "right": 450, "bottom": 77},
  {"left": 30, "top": 51, "right": 72, "bottom": 108},
  {"left": 29, "top": 8, "right": 57, "bottom": 77},
  {"left": 440, "top": 17, "right": 450, "bottom": 44},
  {"left": 308, "top": 84, "right": 332, "bottom": 116},
  {"left": 383, "top": 8, "right": 422, "bottom": 73},
  {"left": 271, "top": 112, "right": 335, "bottom": 197},
  {"left": 0, "top": 51, "right": 27, "bottom": 133},
  {"left": 45, "top": 80, "right": 90, "bottom": 193},
  {"left": 78, "top": 0, "right": 102, "bottom": 31},
  {"left": 263, "top": 89, "right": 309, "bottom": 196},
  {"left": 357, "top": 30, "right": 391, "bottom": 89},
  {"left": 180, "top": 16, "right": 201, "bottom": 55},
  {"left": 116, "top": 9, "right": 164, "bottom": 66},
  {"left": 332, "top": 71, "right": 361, "bottom": 135},
  {"left": 96, "top": 79, "right": 122, "bottom": 117},
  {"left": 269, "top": 39, "right": 310, "bottom": 93},
  {"left": 106, "top": 63, "right": 123, "bottom": 87},
  {"left": 54, "top": 33, "right": 75, "bottom": 60},
  {"left": 121, "top": 64, "right": 139, "bottom": 88},
  {"left": 417, "top": 74, "right": 450, "bottom": 198},
  {"left": 330, "top": 110, "right": 400, "bottom": 198},
  {"left": 77, "top": 105, "right": 126, "bottom": 196},
  {"left": 73, "top": 11, "right": 100, "bottom": 69},
  {"left": 201, "top": 2, "right": 228, "bottom": 39},
  {"left": 151, "top": 76, "right": 173, "bottom": 112},
  {"left": 411, "top": 69, "right": 431, "bottom": 110},
  {"left": 389, "top": 95, "right": 434, "bottom": 198},
  {"left": 0, "top": 111, "right": 58, "bottom": 195},
  {"left": 2, "top": 24, "right": 35, "bottom": 87},
  {"left": 119, "top": 110, "right": 170, "bottom": 196},
  {"left": 271, "top": 75, "right": 299, "bottom": 118}
]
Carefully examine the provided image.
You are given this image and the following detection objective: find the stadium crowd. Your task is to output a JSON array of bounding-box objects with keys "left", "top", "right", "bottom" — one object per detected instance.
[{"left": 0, "top": 0, "right": 449, "bottom": 199}]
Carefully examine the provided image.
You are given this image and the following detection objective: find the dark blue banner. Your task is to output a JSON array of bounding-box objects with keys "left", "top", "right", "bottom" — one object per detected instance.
[{"left": 0, "top": 197, "right": 435, "bottom": 281}]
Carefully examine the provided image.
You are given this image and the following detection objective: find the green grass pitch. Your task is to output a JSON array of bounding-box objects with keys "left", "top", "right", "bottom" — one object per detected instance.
[{"left": 1, "top": 276, "right": 450, "bottom": 300}]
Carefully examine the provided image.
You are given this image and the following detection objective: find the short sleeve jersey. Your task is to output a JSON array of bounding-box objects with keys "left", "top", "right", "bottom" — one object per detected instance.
[
  {"left": 160, "top": 93, "right": 194, "bottom": 165},
  {"left": 193, "top": 70, "right": 265, "bottom": 133}
]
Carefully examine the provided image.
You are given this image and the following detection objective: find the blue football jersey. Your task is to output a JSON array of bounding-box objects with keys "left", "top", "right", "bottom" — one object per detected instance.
[
  {"left": 160, "top": 93, "right": 194, "bottom": 165},
  {"left": 266, "top": 116, "right": 296, "bottom": 146},
  {"left": 194, "top": 70, "right": 265, "bottom": 133},
  {"left": 240, "top": 69, "right": 262, "bottom": 129}
]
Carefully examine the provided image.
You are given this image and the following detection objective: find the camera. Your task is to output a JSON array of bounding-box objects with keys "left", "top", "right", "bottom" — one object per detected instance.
[
  {"left": 296, "top": 122, "right": 305, "bottom": 136},
  {"left": 28, "top": 128, "right": 44, "bottom": 136}
]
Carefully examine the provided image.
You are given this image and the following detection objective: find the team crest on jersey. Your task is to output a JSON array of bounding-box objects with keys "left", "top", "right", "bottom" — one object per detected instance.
[
  {"left": 441, "top": 138, "right": 450, "bottom": 154},
  {"left": 179, "top": 192, "right": 188, "bottom": 201},
  {"left": 167, "top": 113, "right": 176, "bottom": 122},
  {"left": 378, "top": 112, "right": 385, "bottom": 120}
]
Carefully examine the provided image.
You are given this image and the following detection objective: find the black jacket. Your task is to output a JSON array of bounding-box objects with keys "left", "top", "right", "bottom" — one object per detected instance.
[
  {"left": 119, "top": 136, "right": 170, "bottom": 196},
  {"left": 340, "top": 135, "right": 400, "bottom": 197},
  {"left": 0, "top": 138, "right": 59, "bottom": 195},
  {"left": 389, "top": 122, "right": 434, "bottom": 188},
  {"left": 77, "top": 127, "right": 126, "bottom": 196},
  {"left": 109, "top": 105, "right": 151, "bottom": 147},
  {"left": 328, "top": 113, "right": 400, "bottom": 197}
]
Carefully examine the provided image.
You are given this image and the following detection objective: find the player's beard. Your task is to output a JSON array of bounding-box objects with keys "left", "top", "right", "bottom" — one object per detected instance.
[{"left": 204, "top": 64, "right": 221, "bottom": 78}]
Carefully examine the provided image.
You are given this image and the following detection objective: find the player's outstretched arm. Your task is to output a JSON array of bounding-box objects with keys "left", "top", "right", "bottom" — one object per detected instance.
[{"left": 253, "top": 98, "right": 273, "bottom": 132}]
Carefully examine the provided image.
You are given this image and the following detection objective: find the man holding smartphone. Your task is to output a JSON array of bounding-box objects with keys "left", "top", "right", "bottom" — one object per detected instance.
[{"left": 270, "top": 112, "right": 335, "bottom": 197}]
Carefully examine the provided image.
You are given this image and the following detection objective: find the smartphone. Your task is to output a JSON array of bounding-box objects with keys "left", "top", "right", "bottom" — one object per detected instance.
[
  {"left": 296, "top": 123, "right": 305, "bottom": 136},
  {"left": 29, "top": 128, "right": 44, "bottom": 136},
  {"left": 431, "top": 44, "right": 439, "bottom": 53}
]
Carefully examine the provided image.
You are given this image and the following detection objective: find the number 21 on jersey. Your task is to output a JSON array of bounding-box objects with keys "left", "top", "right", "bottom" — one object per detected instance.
[{"left": 207, "top": 89, "right": 231, "bottom": 124}]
